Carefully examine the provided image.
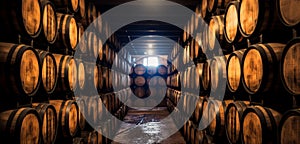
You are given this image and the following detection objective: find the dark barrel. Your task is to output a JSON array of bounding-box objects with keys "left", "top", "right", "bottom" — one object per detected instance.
[
  {"left": 37, "top": 50, "right": 58, "bottom": 95},
  {"left": 277, "top": 0, "right": 300, "bottom": 28},
  {"left": 280, "top": 38, "right": 300, "bottom": 95},
  {"left": 32, "top": 103, "right": 58, "bottom": 144},
  {"left": 279, "top": 108, "right": 300, "bottom": 144},
  {"left": 0, "top": 43, "right": 41, "bottom": 99},
  {"left": 0, "top": 0, "right": 42, "bottom": 40},
  {"left": 241, "top": 105, "right": 282, "bottom": 144},
  {"left": 39, "top": 0, "right": 58, "bottom": 44},
  {"left": 208, "top": 0, "right": 231, "bottom": 13},
  {"left": 0, "top": 107, "right": 42, "bottom": 144},
  {"left": 51, "top": 0, "right": 79, "bottom": 13},
  {"left": 225, "top": 101, "right": 250, "bottom": 144},
  {"left": 53, "top": 54, "right": 77, "bottom": 93},
  {"left": 242, "top": 43, "right": 285, "bottom": 94},
  {"left": 49, "top": 100, "right": 79, "bottom": 138},
  {"left": 226, "top": 49, "right": 246, "bottom": 93}
]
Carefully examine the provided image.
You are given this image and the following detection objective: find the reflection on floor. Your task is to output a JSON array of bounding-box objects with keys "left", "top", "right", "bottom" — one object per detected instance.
[{"left": 112, "top": 107, "right": 185, "bottom": 144}]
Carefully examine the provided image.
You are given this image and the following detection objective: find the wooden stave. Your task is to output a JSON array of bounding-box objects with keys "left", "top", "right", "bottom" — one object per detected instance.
[
  {"left": 0, "top": 0, "right": 42, "bottom": 40},
  {"left": 0, "top": 43, "right": 41, "bottom": 98},
  {"left": 225, "top": 101, "right": 249, "bottom": 144},
  {"left": 280, "top": 37, "right": 300, "bottom": 95},
  {"left": 210, "top": 56, "right": 228, "bottom": 96},
  {"left": 0, "top": 107, "right": 42, "bottom": 144},
  {"left": 278, "top": 108, "right": 300, "bottom": 144},
  {"left": 32, "top": 103, "right": 58, "bottom": 144},
  {"left": 241, "top": 43, "right": 285, "bottom": 95},
  {"left": 241, "top": 105, "right": 282, "bottom": 144},
  {"left": 74, "top": 97, "right": 86, "bottom": 131},
  {"left": 75, "top": 0, "right": 86, "bottom": 20},
  {"left": 49, "top": 100, "right": 79, "bottom": 138}
]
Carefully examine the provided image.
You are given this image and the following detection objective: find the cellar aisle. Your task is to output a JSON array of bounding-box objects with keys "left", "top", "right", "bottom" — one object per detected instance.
[{"left": 112, "top": 107, "right": 185, "bottom": 144}]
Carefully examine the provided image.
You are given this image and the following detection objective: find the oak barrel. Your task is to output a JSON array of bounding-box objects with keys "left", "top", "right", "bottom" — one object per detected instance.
[
  {"left": 277, "top": 0, "right": 300, "bottom": 28},
  {"left": 134, "top": 64, "right": 147, "bottom": 75},
  {"left": 32, "top": 103, "right": 58, "bottom": 144},
  {"left": 208, "top": 0, "right": 231, "bottom": 13},
  {"left": 77, "top": 60, "right": 85, "bottom": 92},
  {"left": 37, "top": 50, "right": 58, "bottom": 94},
  {"left": 51, "top": 0, "right": 79, "bottom": 13},
  {"left": 75, "top": 97, "right": 86, "bottom": 131},
  {"left": 53, "top": 54, "right": 77, "bottom": 93},
  {"left": 39, "top": 0, "right": 57, "bottom": 44},
  {"left": 207, "top": 100, "right": 233, "bottom": 138},
  {"left": 238, "top": 0, "right": 287, "bottom": 38},
  {"left": 241, "top": 105, "right": 282, "bottom": 144},
  {"left": 208, "top": 15, "right": 227, "bottom": 52},
  {"left": 224, "top": 1, "right": 244, "bottom": 44},
  {"left": 76, "top": 0, "right": 86, "bottom": 19},
  {"left": 280, "top": 38, "right": 300, "bottom": 95},
  {"left": 210, "top": 56, "right": 227, "bottom": 95},
  {"left": 49, "top": 100, "right": 79, "bottom": 137},
  {"left": 279, "top": 108, "right": 300, "bottom": 144},
  {"left": 225, "top": 101, "right": 249, "bottom": 144},
  {"left": 193, "top": 97, "right": 208, "bottom": 124},
  {"left": 226, "top": 49, "right": 246, "bottom": 93},
  {"left": 82, "top": 2, "right": 97, "bottom": 27},
  {"left": 198, "top": 61, "right": 211, "bottom": 95},
  {"left": 242, "top": 43, "right": 285, "bottom": 94},
  {"left": 133, "top": 76, "right": 146, "bottom": 87},
  {"left": 55, "top": 13, "right": 78, "bottom": 51},
  {"left": 0, "top": 0, "right": 42, "bottom": 39},
  {"left": 0, "top": 43, "right": 40, "bottom": 98},
  {"left": 157, "top": 65, "right": 168, "bottom": 76},
  {"left": 85, "top": 96, "right": 103, "bottom": 125},
  {"left": 0, "top": 107, "right": 41, "bottom": 144},
  {"left": 147, "top": 66, "right": 158, "bottom": 76}
]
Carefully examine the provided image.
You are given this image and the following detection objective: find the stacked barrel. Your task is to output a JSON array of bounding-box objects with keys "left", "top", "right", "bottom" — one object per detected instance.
[
  {"left": 129, "top": 64, "right": 168, "bottom": 106},
  {"left": 0, "top": 0, "right": 130, "bottom": 143},
  {"left": 166, "top": 0, "right": 300, "bottom": 143}
]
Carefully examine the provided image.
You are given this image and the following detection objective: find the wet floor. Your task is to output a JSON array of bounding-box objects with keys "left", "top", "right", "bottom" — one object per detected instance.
[{"left": 112, "top": 107, "right": 186, "bottom": 144}]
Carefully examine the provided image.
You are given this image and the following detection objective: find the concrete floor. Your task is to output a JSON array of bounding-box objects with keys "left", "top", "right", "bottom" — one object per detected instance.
[{"left": 112, "top": 107, "right": 186, "bottom": 144}]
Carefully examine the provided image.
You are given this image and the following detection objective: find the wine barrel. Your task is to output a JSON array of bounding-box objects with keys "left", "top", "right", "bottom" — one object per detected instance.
[
  {"left": 32, "top": 103, "right": 58, "bottom": 144},
  {"left": 39, "top": 0, "right": 57, "bottom": 44},
  {"left": 241, "top": 105, "right": 282, "bottom": 144},
  {"left": 36, "top": 50, "right": 58, "bottom": 95},
  {"left": 242, "top": 43, "right": 285, "bottom": 94},
  {"left": 82, "top": 2, "right": 97, "bottom": 27},
  {"left": 53, "top": 54, "right": 77, "bottom": 93},
  {"left": 133, "top": 76, "right": 146, "bottom": 87},
  {"left": 134, "top": 64, "right": 147, "bottom": 75},
  {"left": 0, "top": 0, "right": 42, "bottom": 39},
  {"left": 85, "top": 96, "right": 103, "bottom": 125},
  {"left": 77, "top": 23, "right": 86, "bottom": 54},
  {"left": 0, "top": 43, "right": 40, "bottom": 98},
  {"left": 238, "top": 0, "right": 287, "bottom": 38},
  {"left": 281, "top": 38, "right": 300, "bottom": 95},
  {"left": 96, "top": 10, "right": 103, "bottom": 33},
  {"left": 73, "top": 137, "right": 85, "bottom": 144},
  {"left": 193, "top": 97, "right": 208, "bottom": 124},
  {"left": 54, "top": 13, "right": 78, "bottom": 51},
  {"left": 224, "top": 1, "right": 245, "bottom": 44},
  {"left": 207, "top": 100, "right": 233, "bottom": 138},
  {"left": 86, "top": 32, "right": 99, "bottom": 59},
  {"left": 75, "top": 97, "right": 86, "bottom": 131},
  {"left": 208, "top": 0, "right": 231, "bottom": 13},
  {"left": 77, "top": 60, "right": 85, "bottom": 91},
  {"left": 279, "top": 108, "right": 300, "bottom": 144},
  {"left": 208, "top": 15, "right": 228, "bottom": 52},
  {"left": 198, "top": 61, "right": 211, "bottom": 95},
  {"left": 277, "top": 0, "right": 300, "bottom": 28},
  {"left": 49, "top": 100, "right": 79, "bottom": 137},
  {"left": 76, "top": 0, "right": 86, "bottom": 19},
  {"left": 199, "top": 0, "right": 209, "bottom": 20},
  {"left": 0, "top": 108, "right": 41, "bottom": 144},
  {"left": 225, "top": 101, "right": 250, "bottom": 144},
  {"left": 98, "top": 65, "right": 104, "bottom": 91},
  {"left": 210, "top": 56, "right": 227, "bottom": 95},
  {"left": 85, "top": 62, "right": 99, "bottom": 92},
  {"left": 226, "top": 49, "right": 246, "bottom": 93},
  {"left": 194, "top": 129, "right": 206, "bottom": 144},
  {"left": 51, "top": 0, "right": 79, "bottom": 13},
  {"left": 157, "top": 65, "right": 168, "bottom": 76},
  {"left": 147, "top": 66, "right": 158, "bottom": 76}
]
